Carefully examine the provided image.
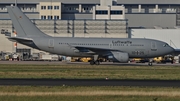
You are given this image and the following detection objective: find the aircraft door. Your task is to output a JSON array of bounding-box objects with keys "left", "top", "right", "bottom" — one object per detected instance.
[
  {"left": 151, "top": 41, "right": 157, "bottom": 55},
  {"left": 109, "top": 43, "right": 113, "bottom": 49},
  {"left": 48, "top": 39, "right": 54, "bottom": 48},
  {"left": 48, "top": 39, "right": 54, "bottom": 52},
  {"left": 151, "top": 42, "right": 157, "bottom": 50}
]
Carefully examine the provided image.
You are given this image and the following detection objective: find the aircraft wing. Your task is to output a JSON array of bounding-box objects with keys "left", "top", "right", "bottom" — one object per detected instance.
[{"left": 73, "top": 46, "right": 122, "bottom": 56}]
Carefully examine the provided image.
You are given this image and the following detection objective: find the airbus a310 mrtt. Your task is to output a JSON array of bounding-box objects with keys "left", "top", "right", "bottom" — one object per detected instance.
[{"left": 6, "top": 6, "right": 175, "bottom": 65}]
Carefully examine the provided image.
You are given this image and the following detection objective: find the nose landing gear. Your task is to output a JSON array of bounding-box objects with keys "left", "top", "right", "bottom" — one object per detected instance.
[
  {"left": 148, "top": 62, "right": 153, "bottom": 66},
  {"left": 148, "top": 58, "right": 153, "bottom": 66}
]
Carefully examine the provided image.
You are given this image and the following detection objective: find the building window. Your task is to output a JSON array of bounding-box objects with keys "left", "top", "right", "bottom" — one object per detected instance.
[
  {"left": 110, "top": 10, "right": 123, "bottom": 15},
  {"left": 41, "top": 6, "right": 46, "bottom": 10},
  {"left": 21, "top": 7, "right": 24, "bottom": 10},
  {"left": 41, "top": 15, "right": 46, "bottom": 19},
  {"left": 54, "top": 16, "right": 59, "bottom": 19},
  {"left": 54, "top": 6, "right": 59, "bottom": 10},
  {"left": 2, "top": 7, "right": 5, "bottom": 10},
  {"left": 48, "top": 6, "right": 53, "bottom": 10},
  {"left": 83, "top": 7, "right": 89, "bottom": 10},
  {"left": 96, "top": 10, "right": 108, "bottom": 14},
  {"left": 66, "top": 7, "right": 69, "bottom": 11},
  {"left": 48, "top": 16, "right": 53, "bottom": 19}
]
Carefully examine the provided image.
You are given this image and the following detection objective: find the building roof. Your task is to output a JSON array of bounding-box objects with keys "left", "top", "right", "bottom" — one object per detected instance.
[
  {"left": 1, "top": 0, "right": 180, "bottom": 5},
  {"left": 117, "top": 0, "right": 180, "bottom": 4},
  {"left": 0, "top": 0, "right": 100, "bottom": 4}
]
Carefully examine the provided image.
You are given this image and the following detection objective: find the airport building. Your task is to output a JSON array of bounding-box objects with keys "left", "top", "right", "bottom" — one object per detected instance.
[
  {"left": 130, "top": 28, "right": 180, "bottom": 49},
  {"left": 0, "top": 0, "right": 180, "bottom": 27},
  {"left": 0, "top": 0, "right": 180, "bottom": 58}
]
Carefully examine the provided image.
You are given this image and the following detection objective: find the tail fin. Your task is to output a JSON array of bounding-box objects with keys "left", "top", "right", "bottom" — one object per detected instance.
[{"left": 7, "top": 6, "right": 50, "bottom": 37}]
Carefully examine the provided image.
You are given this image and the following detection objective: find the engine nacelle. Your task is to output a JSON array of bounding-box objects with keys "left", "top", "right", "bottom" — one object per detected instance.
[{"left": 108, "top": 52, "right": 129, "bottom": 63}]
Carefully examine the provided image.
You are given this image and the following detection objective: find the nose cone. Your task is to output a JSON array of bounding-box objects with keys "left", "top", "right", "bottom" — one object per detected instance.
[{"left": 169, "top": 46, "right": 175, "bottom": 54}]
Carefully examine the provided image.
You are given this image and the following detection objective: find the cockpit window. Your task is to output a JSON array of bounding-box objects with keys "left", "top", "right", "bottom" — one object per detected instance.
[{"left": 163, "top": 43, "right": 169, "bottom": 47}]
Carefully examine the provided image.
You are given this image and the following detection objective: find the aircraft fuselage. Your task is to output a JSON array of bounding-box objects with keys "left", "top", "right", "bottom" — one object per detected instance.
[{"left": 26, "top": 37, "right": 174, "bottom": 58}]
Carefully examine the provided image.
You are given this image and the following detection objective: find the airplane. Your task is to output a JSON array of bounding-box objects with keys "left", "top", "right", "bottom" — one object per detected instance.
[{"left": 6, "top": 6, "right": 175, "bottom": 66}]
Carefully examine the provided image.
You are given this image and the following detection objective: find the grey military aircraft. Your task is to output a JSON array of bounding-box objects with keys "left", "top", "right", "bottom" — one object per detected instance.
[{"left": 7, "top": 6, "right": 174, "bottom": 65}]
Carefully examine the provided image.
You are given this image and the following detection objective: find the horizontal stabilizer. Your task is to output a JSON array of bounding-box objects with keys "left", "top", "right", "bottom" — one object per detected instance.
[
  {"left": 8, "top": 37, "right": 33, "bottom": 42},
  {"left": 8, "top": 37, "right": 40, "bottom": 49}
]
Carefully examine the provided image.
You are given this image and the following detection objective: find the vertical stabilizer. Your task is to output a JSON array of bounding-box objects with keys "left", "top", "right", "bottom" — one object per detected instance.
[{"left": 7, "top": 6, "right": 50, "bottom": 37}]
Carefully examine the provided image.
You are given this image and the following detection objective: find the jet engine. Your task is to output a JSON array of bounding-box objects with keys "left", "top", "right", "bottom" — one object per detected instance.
[{"left": 108, "top": 51, "right": 129, "bottom": 63}]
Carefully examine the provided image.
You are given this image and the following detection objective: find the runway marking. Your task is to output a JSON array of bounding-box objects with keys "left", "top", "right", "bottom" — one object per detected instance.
[{"left": 0, "top": 91, "right": 180, "bottom": 97}]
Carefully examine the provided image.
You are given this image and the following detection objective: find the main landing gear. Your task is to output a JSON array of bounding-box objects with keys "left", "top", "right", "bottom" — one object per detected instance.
[
  {"left": 90, "top": 60, "right": 100, "bottom": 65},
  {"left": 90, "top": 55, "right": 100, "bottom": 65}
]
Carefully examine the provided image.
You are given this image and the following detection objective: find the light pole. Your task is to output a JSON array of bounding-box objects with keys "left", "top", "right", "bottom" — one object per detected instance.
[{"left": 15, "top": 0, "right": 17, "bottom": 6}]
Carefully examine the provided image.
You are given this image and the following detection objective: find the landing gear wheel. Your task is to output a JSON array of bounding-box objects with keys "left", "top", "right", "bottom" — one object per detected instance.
[
  {"left": 148, "top": 62, "right": 153, "bottom": 66},
  {"left": 95, "top": 61, "right": 100, "bottom": 65},
  {"left": 90, "top": 60, "right": 95, "bottom": 65},
  {"left": 171, "top": 60, "right": 174, "bottom": 64}
]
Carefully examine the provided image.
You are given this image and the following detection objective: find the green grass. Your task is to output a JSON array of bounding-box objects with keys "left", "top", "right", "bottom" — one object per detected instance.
[
  {"left": 0, "top": 64, "right": 180, "bottom": 80},
  {"left": 0, "top": 86, "right": 180, "bottom": 101},
  {"left": 1, "top": 96, "right": 180, "bottom": 101},
  {"left": 0, "top": 64, "right": 180, "bottom": 101}
]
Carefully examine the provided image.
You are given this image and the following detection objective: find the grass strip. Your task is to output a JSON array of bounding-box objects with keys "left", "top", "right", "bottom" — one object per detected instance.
[
  {"left": 0, "top": 64, "right": 180, "bottom": 80},
  {"left": 0, "top": 91, "right": 180, "bottom": 97},
  {"left": 0, "top": 86, "right": 180, "bottom": 101}
]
